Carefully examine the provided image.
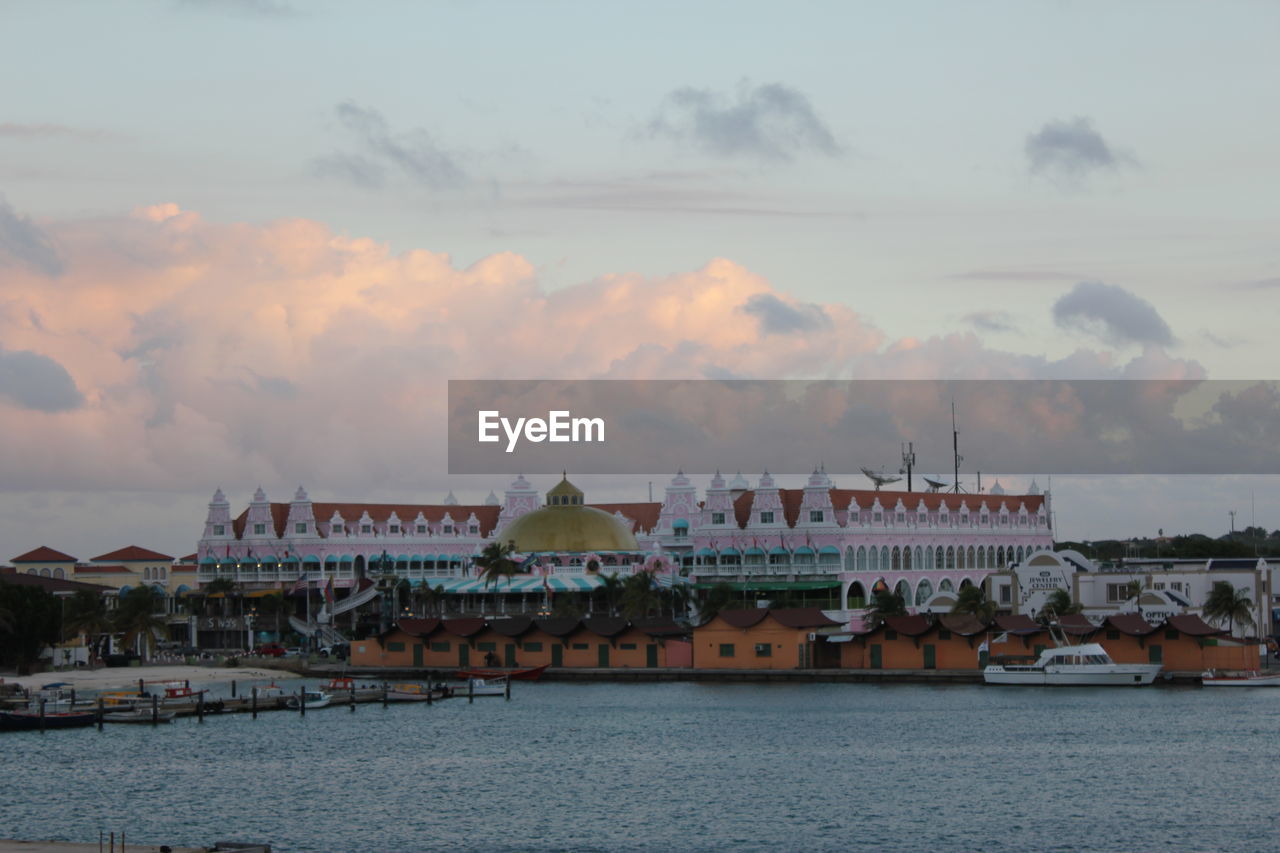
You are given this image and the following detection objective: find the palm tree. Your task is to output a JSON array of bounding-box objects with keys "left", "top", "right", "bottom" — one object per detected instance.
[
  {"left": 474, "top": 540, "right": 518, "bottom": 615},
  {"left": 620, "top": 570, "right": 661, "bottom": 621},
  {"left": 694, "top": 582, "right": 736, "bottom": 624},
  {"left": 595, "top": 572, "right": 624, "bottom": 616},
  {"left": 205, "top": 576, "right": 238, "bottom": 617},
  {"left": 865, "top": 590, "right": 908, "bottom": 628},
  {"left": 663, "top": 582, "right": 696, "bottom": 621},
  {"left": 114, "top": 586, "right": 167, "bottom": 660},
  {"left": 63, "top": 589, "right": 112, "bottom": 643},
  {"left": 951, "top": 584, "right": 995, "bottom": 623},
  {"left": 1203, "top": 581, "right": 1255, "bottom": 637},
  {"left": 1039, "top": 588, "right": 1081, "bottom": 623}
]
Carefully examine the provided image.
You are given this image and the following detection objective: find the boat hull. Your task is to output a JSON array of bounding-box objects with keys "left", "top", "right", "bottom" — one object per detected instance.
[
  {"left": 985, "top": 665, "right": 1161, "bottom": 686},
  {"left": 454, "top": 664, "right": 548, "bottom": 682},
  {"left": 0, "top": 711, "right": 98, "bottom": 731},
  {"left": 1202, "top": 673, "right": 1280, "bottom": 687}
]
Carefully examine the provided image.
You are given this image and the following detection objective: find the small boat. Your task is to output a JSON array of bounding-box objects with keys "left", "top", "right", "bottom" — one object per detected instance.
[
  {"left": 386, "top": 683, "right": 440, "bottom": 702},
  {"left": 251, "top": 682, "right": 291, "bottom": 701},
  {"left": 285, "top": 689, "right": 331, "bottom": 710},
  {"left": 158, "top": 682, "right": 205, "bottom": 701},
  {"left": 322, "top": 676, "right": 358, "bottom": 693},
  {"left": 466, "top": 677, "right": 507, "bottom": 697},
  {"left": 98, "top": 691, "right": 148, "bottom": 708},
  {"left": 1202, "top": 670, "right": 1280, "bottom": 687},
  {"left": 102, "top": 707, "right": 176, "bottom": 724},
  {"left": 0, "top": 708, "right": 98, "bottom": 731},
  {"left": 984, "top": 643, "right": 1162, "bottom": 686},
  {"left": 454, "top": 664, "right": 548, "bottom": 682}
]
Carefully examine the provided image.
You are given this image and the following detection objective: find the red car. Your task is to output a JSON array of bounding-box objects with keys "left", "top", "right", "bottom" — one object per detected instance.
[{"left": 252, "top": 643, "right": 286, "bottom": 657}]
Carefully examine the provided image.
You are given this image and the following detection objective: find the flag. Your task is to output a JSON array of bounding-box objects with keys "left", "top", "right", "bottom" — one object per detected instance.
[
  {"left": 323, "top": 576, "right": 336, "bottom": 606},
  {"left": 978, "top": 639, "right": 989, "bottom": 654}
]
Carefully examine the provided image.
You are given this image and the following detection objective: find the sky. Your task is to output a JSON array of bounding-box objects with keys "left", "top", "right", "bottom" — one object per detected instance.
[{"left": 0, "top": 0, "right": 1277, "bottom": 557}]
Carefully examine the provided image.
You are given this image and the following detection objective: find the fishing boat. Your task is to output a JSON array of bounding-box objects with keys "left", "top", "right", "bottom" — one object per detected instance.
[
  {"left": 386, "top": 683, "right": 441, "bottom": 702},
  {"left": 984, "top": 643, "right": 1161, "bottom": 686},
  {"left": 285, "top": 689, "right": 331, "bottom": 710},
  {"left": 466, "top": 677, "right": 507, "bottom": 697},
  {"left": 102, "top": 707, "right": 176, "bottom": 724},
  {"left": 322, "top": 676, "right": 358, "bottom": 693},
  {"left": 1201, "top": 669, "right": 1280, "bottom": 687},
  {"left": 0, "top": 707, "right": 98, "bottom": 731},
  {"left": 251, "top": 682, "right": 291, "bottom": 701},
  {"left": 454, "top": 664, "right": 548, "bottom": 682},
  {"left": 158, "top": 681, "right": 205, "bottom": 701},
  {"left": 99, "top": 690, "right": 148, "bottom": 708}
]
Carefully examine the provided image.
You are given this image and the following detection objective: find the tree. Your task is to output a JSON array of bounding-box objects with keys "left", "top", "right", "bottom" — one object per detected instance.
[
  {"left": 1039, "top": 588, "right": 1081, "bottom": 623},
  {"left": 865, "top": 590, "right": 908, "bottom": 628},
  {"left": 620, "top": 570, "right": 661, "bottom": 621},
  {"left": 205, "top": 576, "right": 238, "bottom": 617},
  {"left": 1203, "top": 581, "right": 1255, "bottom": 637},
  {"left": 475, "top": 540, "right": 519, "bottom": 614},
  {"left": 114, "top": 586, "right": 167, "bottom": 660},
  {"left": 0, "top": 580, "right": 62, "bottom": 675},
  {"left": 694, "top": 582, "right": 736, "bottom": 624},
  {"left": 255, "top": 591, "right": 285, "bottom": 636},
  {"left": 595, "top": 572, "right": 624, "bottom": 616},
  {"left": 951, "top": 584, "right": 995, "bottom": 623},
  {"left": 662, "top": 582, "right": 696, "bottom": 622},
  {"left": 62, "top": 589, "right": 112, "bottom": 642}
]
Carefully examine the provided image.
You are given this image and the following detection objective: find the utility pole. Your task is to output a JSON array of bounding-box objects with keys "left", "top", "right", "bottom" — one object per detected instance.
[
  {"left": 900, "top": 442, "right": 915, "bottom": 492},
  {"left": 1229, "top": 509, "right": 1237, "bottom": 537},
  {"left": 951, "top": 401, "right": 963, "bottom": 493}
]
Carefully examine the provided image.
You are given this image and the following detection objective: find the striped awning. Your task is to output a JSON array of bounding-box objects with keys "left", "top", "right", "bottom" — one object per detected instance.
[{"left": 425, "top": 575, "right": 604, "bottom": 594}]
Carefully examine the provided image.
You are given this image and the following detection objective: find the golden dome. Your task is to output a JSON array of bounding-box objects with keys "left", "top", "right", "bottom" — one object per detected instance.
[{"left": 497, "top": 476, "right": 638, "bottom": 553}]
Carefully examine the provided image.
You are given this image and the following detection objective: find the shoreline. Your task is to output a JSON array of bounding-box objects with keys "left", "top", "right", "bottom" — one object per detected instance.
[{"left": 1, "top": 664, "right": 302, "bottom": 693}]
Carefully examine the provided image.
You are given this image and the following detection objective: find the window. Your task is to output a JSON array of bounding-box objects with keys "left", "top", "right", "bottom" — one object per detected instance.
[
  {"left": 1170, "top": 582, "right": 1182, "bottom": 592},
  {"left": 939, "top": 513, "right": 947, "bottom": 523},
  {"left": 999, "top": 585, "right": 1011, "bottom": 603},
  {"left": 896, "top": 512, "right": 905, "bottom": 523},
  {"left": 1019, "top": 516, "right": 1027, "bottom": 526},
  {"left": 961, "top": 515, "right": 968, "bottom": 524},
  {"left": 387, "top": 642, "right": 405, "bottom": 652},
  {"left": 416, "top": 525, "right": 426, "bottom": 534},
  {"left": 331, "top": 524, "right": 343, "bottom": 534},
  {"left": 361, "top": 524, "right": 372, "bottom": 534},
  {"left": 253, "top": 523, "right": 265, "bottom": 535},
  {"left": 389, "top": 524, "right": 400, "bottom": 534},
  {"left": 1105, "top": 583, "right": 1130, "bottom": 603},
  {"left": 443, "top": 525, "right": 453, "bottom": 534},
  {"left": 523, "top": 642, "right": 543, "bottom": 652},
  {"left": 430, "top": 641, "right": 450, "bottom": 652},
  {"left": 1000, "top": 515, "right": 1008, "bottom": 526},
  {"left": 469, "top": 525, "right": 478, "bottom": 535},
  {"left": 295, "top": 523, "right": 307, "bottom": 534},
  {"left": 754, "top": 643, "right": 772, "bottom": 657},
  {"left": 873, "top": 512, "right": 882, "bottom": 522},
  {"left": 759, "top": 511, "right": 774, "bottom": 524},
  {"left": 1153, "top": 582, "right": 1165, "bottom": 590},
  {"left": 981, "top": 515, "right": 989, "bottom": 525},
  {"left": 673, "top": 526, "right": 688, "bottom": 538},
  {"left": 809, "top": 510, "right": 824, "bottom": 523},
  {"left": 712, "top": 512, "right": 726, "bottom": 525},
  {"left": 718, "top": 643, "right": 735, "bottom": 657},
  {"left": 213, "top": 524, "right": 225, "bottom": 535},
  {"left": 620, "top": 643, "right": 637, "bottom": 650}
]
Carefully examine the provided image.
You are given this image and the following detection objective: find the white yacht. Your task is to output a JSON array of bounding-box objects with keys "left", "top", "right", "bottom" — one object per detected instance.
[{"left": 984, "top": 643, "right": 1161, "bottom": 686}]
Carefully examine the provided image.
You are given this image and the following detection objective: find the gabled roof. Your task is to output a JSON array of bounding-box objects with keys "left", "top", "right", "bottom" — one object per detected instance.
[
  {"left": 883, "top": 614, "right": 933, "bottom": 637},
  {"left": 1102, "top": 613, "right": 1159, "bottom": 636},
  {"left": 488, "top": 616, "right": 535, "bottom": 637},
  {"left": 1165, "top": 614, "right": 1225, "bottom": 636},
  {"left": 232, "top": 502, "right": 504, "bottom": 540},
  {"left": 716, "top": 609, "right": 771, "bottom": 629},
  {"left": 1057, "top": 613, "right": 1099, "bottom": 636},
  {"left": 728, "top": 489, "right": 1045, "bottom": 528},
  {"left": 91, "top": 545, "right": 174, "bottom": 562},
  {"left": 769, "top": 607, "right": 842, "bottom": 629},
  {"left": 937, "top": 613, "right": 989, "bottom": 636},
  {"left": 995, "top": 614, "right": 1041, "bottom": 635},
  {"left": 590, "top": 502, "right": 662, "bottom": 533},
  {"left": 11, "top": 546, "right": 77, "bottom": 563},
  {"left": 534, "top": 617, "right": 582, "bottom": 637},
  {"left": 441, "top": 617, "right": 487, "bottom": 638},
  {"left": 581, "top": 616, "right": 629, "bottom": 638}
]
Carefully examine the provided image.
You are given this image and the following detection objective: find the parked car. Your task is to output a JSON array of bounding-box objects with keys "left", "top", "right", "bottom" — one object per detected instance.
[
  {"left": 318, "top": 643, "right": 349, "bottom": 660},
  {"left": 283, "top": 647, "right": 304, "bottom": 658},
  {"left": 252, "top": 643, "right": 286, "bottom": 657}
]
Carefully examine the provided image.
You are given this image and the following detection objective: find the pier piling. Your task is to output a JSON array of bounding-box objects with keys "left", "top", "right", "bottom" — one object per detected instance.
[
  {"left": 251, "top": 687, "right": 258, "bottom": 719},
  {"left": 151, "top": 694, "right": 159, "bottom": 725},
  {"left": 97, "top": 695, "right": 104, "bottom": 731}
]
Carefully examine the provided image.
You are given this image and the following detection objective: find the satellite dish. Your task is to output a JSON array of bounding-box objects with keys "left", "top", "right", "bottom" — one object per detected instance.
[
  {"left": 860, "top": 466, "right": 902, "bottom": 491},
  {"left": 923, "top": 476, "right": 948, "bottom": 493}
]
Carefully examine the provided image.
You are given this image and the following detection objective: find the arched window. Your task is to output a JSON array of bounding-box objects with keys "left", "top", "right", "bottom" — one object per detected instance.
[
  {"left": 987, "top": 546, "right": 995, "bottom": 567},
  {"left": 902, "top": 547, "right": 911, "bottom": 570},
  {"left": 967, "top": 546, "right": 976, "bottom": 569},
  {"left": 891, "top": 546, "right": 901, "bottom": 571},
  {"left": 946, "top": 546, "right": 956, "bottom": 569},
  {"left": 925, "top": 546, "right": 934, "bottom": 569},
  {"left": 880, "top": 546, "right": 890, "bottom": 572},
  {"left": 915, "top": 578, "right": 933, "bottom": 606},
  {"left": 997, "top": 546, "right": 1006, "bottom": 566},
  {"left": 914, "top": 546, "right": 923, "bottom": 570},
  {"left": 1016, "top": 546, "right": 1025, "bottom": 563},
  {"left": 939, "top": 578, "right": 954, "bottom": 592},
  {"left": 856, "top": 546, "right": 867, "bottom": 571},
  {"left": 847, "top": 581, "right": 866, "bottom": 609},
  {"left": 894, "top": 579, "right": 911, "bottom": 602}
]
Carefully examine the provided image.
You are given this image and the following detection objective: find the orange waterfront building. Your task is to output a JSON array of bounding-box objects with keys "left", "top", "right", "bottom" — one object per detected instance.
[{"left": 691, "top": 608, "right": 842, "bottom": 670}]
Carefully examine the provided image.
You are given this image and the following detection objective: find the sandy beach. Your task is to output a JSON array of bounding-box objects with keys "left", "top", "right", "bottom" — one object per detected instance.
[{"left": 1, "top": 664, "right": 301, "bottom": 692}]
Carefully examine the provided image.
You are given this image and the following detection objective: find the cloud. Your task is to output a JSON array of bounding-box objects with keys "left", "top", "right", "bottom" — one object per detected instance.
[
  {"left": 0, "top": 204, "right": 1209, "bottom": 496},
  {"left": 1052, "top": 281, "right": 1174, "bottom": 347},
  {"left": 963, "top": 311, "right": 1016, "bottom": 333},
  {"left": 1025, "top": 117, "right": 1136, "bottom": 184},
  {"left": 647, "top": 82, "right": 842, "bottom": 162},
  {"left": 0, "top": 346, "right": 83, "bottom": 412},
  {"left": 0, "top": 196, "right": 63, "bottom": 276},
  {"left": 740, "top": 293, "right": 832, "bottom": 334},
  {"left": 314, "top": 101, "right": 466, "bottom": 190},
  {"left": 0, "top": 123, "right": 104, "bottom": 140}
]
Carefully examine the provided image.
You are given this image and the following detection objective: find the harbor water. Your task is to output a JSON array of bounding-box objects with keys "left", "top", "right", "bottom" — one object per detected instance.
[{"left": 5, "top": 680, "right": 1279, "bottom": 852}]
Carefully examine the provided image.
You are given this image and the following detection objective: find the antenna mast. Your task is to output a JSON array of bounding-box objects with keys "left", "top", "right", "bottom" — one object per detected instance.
[
  {"left": 901, "top": 442, "right": 915, "bottom": 492},
  {"left": 951, "top": 401, "right": 963, "bottom": 493}
]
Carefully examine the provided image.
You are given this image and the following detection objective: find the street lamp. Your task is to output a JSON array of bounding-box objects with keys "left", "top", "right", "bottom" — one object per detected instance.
[{"left": 246, "top": 606, "right": 256, "bottom": 653}]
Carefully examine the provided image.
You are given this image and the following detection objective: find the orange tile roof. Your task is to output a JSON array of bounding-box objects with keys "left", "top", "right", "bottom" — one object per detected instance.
[
  {"left": 12, "top": 545, "right": 77, "bottom": 563},
  {"left": 91, "top": 545, "right": 175, "bottom": 562},
  {"left": 590, "top": 502, "right": 662, "bottom": 532},
  {"left": 730, "top": 488, "right": 1044, "bottom": 528},
  {"left": 75, "top": 564, "right": 133, "bottom": 574},
  {"left": 232, "top": 503, "right": 504, "bottom": 539}
]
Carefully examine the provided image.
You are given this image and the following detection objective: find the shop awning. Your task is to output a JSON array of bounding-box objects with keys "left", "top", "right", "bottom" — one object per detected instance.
[
  {"left": 691, "top": 580, "right": 840, "bottom": 591},
  {"left": 427, "top": 575, "right": 605, "bottom": 594}
]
